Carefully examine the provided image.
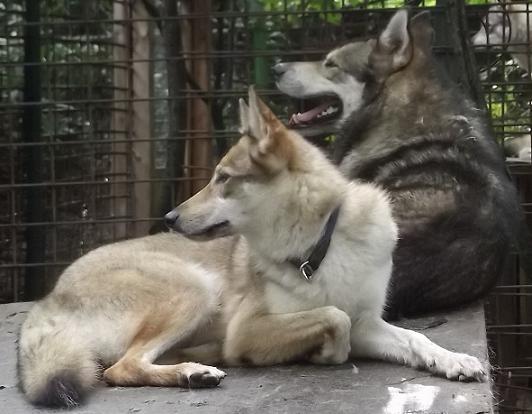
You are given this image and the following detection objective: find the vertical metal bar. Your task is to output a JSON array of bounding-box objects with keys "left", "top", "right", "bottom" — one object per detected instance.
[
  {"left": 5, "top": 4, "right": 20, "bottom": 302},
  {"left": 162, "top": 0, "right": 186, "bottom": 205},
  {"left": 10, "top": 131, "right": 18, "bottom": 302},
  {"left": 48, "top": 17, "right": 58, "bottom": 274},
  {"left": 86, "top": 3, "right": 97, "bottom": 251},
  {"left": 22, "top": 0, "right": 46, "bottom": 300},
  {"left": 527, "top": 1, "right": 531, "bottom": 159}
]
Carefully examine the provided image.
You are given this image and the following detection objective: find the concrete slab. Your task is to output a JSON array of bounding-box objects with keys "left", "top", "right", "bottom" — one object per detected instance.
[{"left": 0, "top": 302, "right": 493, "bottom": 413}]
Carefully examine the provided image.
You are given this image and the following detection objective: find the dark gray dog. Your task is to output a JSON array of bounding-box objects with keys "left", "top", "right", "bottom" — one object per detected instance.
[{"left": 275, "top": 9, "right": 527, "bottom": 319}]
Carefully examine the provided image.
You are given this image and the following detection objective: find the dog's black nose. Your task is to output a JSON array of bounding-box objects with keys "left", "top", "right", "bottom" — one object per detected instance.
[
  {"left": 272, "top": 63, "right": 288, "bottom": 79},
  {"left": 164, "top": 210, "right": 179, "bottom": 229}
]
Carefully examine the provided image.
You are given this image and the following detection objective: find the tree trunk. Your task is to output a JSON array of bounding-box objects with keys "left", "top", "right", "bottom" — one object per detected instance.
[
  {"left": 111, "top": 0, "right": 130, "bottom": 240},
  {"left": 131, "top": 0, "right": 152, "bottom": 235},
  {"left": 181, "top": 0, "right": 213, "bottom": 196}
]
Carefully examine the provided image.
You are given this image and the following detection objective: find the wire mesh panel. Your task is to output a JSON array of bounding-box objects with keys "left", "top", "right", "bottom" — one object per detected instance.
[
  {"left": 0, "top": 0, "right": 137, "bottom": 301},
  {"left": 468, "top": 1, "right": 532, "bottom": 411},
  {"left": 470, "top": 1, "right": 531, "bottom": 143},
  {"left": 0, "top": 0, "right": 466, "bottom": 301},
  {"left": 0, "top": 0, "right": 531, "bottom": 411}
]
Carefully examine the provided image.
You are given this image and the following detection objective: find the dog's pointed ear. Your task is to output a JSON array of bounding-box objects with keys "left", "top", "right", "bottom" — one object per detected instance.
[
  {"left": 246, "top": 85, "right": 293, "bottom": 171},
  {"left": 238, "top": 98, "right": 250, "bottom": 135},
  {"left": 375, "top": 9, "right": 412, "bottom": 71},
  {"left": 247, "top": 85, "right": 268, "bottom": 143},
  {"left": 247, "top": 85, "right": 284, "bottom": 148},
  {"left": 410, "top": 11, "right": 434, "bottom": 51}
]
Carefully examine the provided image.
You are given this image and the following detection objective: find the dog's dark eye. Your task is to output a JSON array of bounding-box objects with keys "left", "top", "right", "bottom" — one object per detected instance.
[
  {"left": 215, "top": 172, "right": 231, "bottom": 184},
  {"left": 324, "top": 59, "right": 338, "bottom": 68}
]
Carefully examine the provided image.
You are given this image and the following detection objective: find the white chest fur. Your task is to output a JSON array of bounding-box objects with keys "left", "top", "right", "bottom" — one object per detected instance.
[{"left": 258, "top": 233, "right": 393, "bottom": 319}]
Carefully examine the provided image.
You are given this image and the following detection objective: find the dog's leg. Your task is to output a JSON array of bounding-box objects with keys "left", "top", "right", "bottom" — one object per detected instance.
[
  {"left": 104, "top": 337, "right": 226, "bottom": 388},
  {"left": 224, "top": 305, "right": 351, "bottom": 366},
  {"left": 349, "top": 315, "right": 488, "bottom": 381},
  {"left": 103, "top": 305, "right": 226, "bottom": 388},
  {"left": 157, "top": 342, "right": 223, "bottom": 366}
]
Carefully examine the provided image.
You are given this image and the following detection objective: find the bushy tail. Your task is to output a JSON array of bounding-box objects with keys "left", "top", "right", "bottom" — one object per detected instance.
[
  {"left": 18, "top": 313, "right": 99, "bottom": 408},
  {"left": 24, "top": 371, "right": 88, "bottom": 408}
]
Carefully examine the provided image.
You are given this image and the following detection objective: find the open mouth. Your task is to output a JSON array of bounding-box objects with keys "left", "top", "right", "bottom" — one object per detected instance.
[{"left": 288, "top": 95, "right": 343, "bottom": 129}]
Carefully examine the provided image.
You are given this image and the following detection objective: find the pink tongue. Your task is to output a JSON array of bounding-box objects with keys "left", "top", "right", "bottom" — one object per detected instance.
[{"left": 289, "top": 102, "right": 333, "bottom": 125}]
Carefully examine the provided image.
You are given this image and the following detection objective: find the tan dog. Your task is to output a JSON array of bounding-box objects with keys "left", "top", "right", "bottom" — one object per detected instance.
[{"left": 18, "top": 87, "right": 487, "bottom": 408}]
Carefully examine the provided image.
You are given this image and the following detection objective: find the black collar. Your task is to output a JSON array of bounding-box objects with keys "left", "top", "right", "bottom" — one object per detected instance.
[{"left": 289, "top": 205, "right": 341, "bottom": 282}]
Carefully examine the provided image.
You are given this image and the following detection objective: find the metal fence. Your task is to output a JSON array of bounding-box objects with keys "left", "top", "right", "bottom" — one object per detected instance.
[
  {"left": 0, "top": 0, "right": 531, "bottom": 411},
  {"left": 469, "top": 2, "right": 532, "bottom": 412}
]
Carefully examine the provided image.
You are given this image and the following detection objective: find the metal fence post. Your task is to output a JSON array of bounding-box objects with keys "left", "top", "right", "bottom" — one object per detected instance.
[{"left": 22, "top": 0, "right": 46, "bottom": 300}]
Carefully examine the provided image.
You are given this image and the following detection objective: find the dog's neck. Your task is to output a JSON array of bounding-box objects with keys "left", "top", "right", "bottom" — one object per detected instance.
[
  {"left": 243, "top": 171, "right": 346, "bottom": 265},
  {"left": 336, "top": 59, "right": 469, "bottom": 167},
  {"left": 288, "top": 205, "right": 341, "bottom": 280}
]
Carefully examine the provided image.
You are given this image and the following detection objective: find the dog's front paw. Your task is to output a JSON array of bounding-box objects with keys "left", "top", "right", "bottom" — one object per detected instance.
[
  {"left": 432, "top": 352, "right": 488, "bottom": 382},
  {"left": 181, "top": 363, "right": 227, "bottom": 388},
  {"left": 309, "top": 307, "right": 351, "bottom": 365}
]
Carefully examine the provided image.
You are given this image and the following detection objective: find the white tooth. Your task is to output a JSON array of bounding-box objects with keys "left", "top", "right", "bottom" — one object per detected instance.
[{"left": 289, "top": 114, "right": 299, "bottom": 125}]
